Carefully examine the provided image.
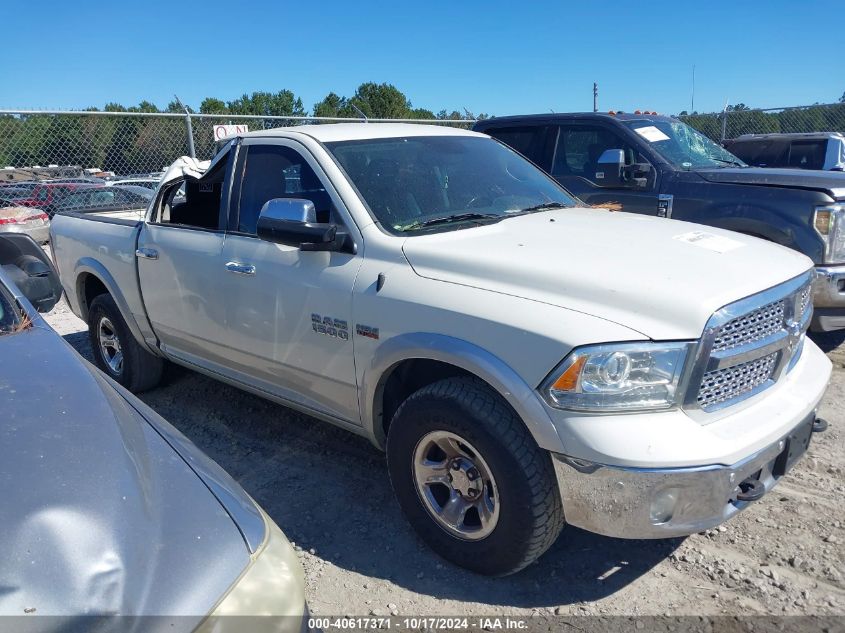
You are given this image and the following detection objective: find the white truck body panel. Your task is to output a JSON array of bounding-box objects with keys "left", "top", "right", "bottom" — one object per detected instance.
[
  {"left": 401, "top": 207, "right": 812, "bottom": 340},
  {"left": 50, "top": 123, "right": 832, "bottom": 543}
]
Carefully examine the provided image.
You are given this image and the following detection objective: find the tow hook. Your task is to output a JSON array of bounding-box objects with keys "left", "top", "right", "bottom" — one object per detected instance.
[
  {"left": 813, "top": 417, "right": 829, "bottom": 433},
  {"left": 736, "top": 477, "right": 766, "bottom": 503}
]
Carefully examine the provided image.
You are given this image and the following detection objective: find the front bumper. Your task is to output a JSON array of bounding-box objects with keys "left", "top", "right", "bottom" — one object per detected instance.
[
  {"left": 812, "top": 264, "right": 845, "bottom": 331},
  {"left": 553, "top": 413, "right": 821, "bottom": 539}
]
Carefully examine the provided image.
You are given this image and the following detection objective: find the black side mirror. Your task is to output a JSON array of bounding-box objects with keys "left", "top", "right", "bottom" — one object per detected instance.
[
  {"left": 622, "top": 162, "right": 651, "bottom": 188},
  {"left": 595, "top": 150, "right": 650, "bottom": 188},
  {"left": 256, "top": 198, "right": 341, "bottom": 251},
  {"left": 594, "top": 149, "right": 625, "bottom": 187},
  {"left": 0, "top": 234, "right": 62, "bottom": 313}
]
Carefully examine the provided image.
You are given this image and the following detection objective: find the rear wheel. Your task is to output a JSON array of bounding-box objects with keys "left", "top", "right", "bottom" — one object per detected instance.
[
  {"left": 386, "top": 376, "right": 565, "bottom": 576},
  {"left": 87, "top": 293, "right": 163, "bottom": 392}
]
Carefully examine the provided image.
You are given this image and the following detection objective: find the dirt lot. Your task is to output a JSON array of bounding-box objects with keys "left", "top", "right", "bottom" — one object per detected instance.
[{"left": 44, "top": 301, "right": 844, "bottom": 618}]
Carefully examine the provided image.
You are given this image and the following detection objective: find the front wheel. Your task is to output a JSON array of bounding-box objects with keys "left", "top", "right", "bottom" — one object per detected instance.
[
  {"left": 87, "top": 293, "right": 163, "bottom": 392},
  {"left": 386, "top": 376, "right": 565, "bottom": 576}
]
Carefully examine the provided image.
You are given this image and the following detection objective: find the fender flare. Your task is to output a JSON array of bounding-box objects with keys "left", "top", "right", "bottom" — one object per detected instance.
[
  {"left": 73, "top": 257, "right": 159, "bottom": 356},
  {"left": 706, "top": 213, "right": 793, "bottom": 246},
  {"left": 361, "top": 332, "right": 567, "bottom": 454}
]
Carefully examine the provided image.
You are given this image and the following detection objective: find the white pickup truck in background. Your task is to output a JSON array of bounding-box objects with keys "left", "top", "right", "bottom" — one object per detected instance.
[{"left": 51, "top": 123, "right": 831, "bottom": 575}]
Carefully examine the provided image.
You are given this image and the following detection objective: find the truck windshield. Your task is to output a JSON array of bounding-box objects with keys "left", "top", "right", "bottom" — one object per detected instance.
[
  {"left": 621, "top": 119, "right": 746, "bottom": 170},
  {"left": 325, "top": 136, "right": 578, "bottom": 233}
]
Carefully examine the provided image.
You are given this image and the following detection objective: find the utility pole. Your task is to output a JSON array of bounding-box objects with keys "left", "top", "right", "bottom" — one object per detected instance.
[
  {"left": 593, "top": 82, "right": 598, "bottom": 113},
  {"left": 691, "top": 65, "right": 696, "bottom": 113}
]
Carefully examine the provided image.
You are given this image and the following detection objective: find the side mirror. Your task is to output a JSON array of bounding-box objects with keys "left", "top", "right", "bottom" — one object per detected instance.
[
  {"left": 256, "top": 198, "right": 340, "bottom": 251},
  {"left": 594, "top": 149, "right": 625, "bottom": 187},
  {"left": 594, "top": 150, "right": 651, "bottom": 188},
  {"left": 0, "top": 234, "right": 63, "bottom": 313}
]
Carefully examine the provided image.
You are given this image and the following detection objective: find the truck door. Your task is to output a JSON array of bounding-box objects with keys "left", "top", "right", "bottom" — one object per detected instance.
[
  {"left": 217, "top": 138, "right": 362, "bottom": 424},
  {"left": 135, "top": 156, "right": 232, "bottom": 368},
  {"left": 547, "top": 124, "right": 660, "bottom": 215}
]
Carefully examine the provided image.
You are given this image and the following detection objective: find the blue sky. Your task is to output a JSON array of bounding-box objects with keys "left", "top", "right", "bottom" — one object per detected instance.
[{"left": 3, "top": 1, "right": 842, "bottom": 116}]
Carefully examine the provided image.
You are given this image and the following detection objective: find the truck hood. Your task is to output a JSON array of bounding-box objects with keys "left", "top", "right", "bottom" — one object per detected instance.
[
  {"left": 401, "top": 208, "right": 813, "bottom": 340},
  {"left": 0, "top": 326, "right": 251, "bottom": 621},
  {"left": 696, "top": 167, "right": 845, "bottom": 199}
]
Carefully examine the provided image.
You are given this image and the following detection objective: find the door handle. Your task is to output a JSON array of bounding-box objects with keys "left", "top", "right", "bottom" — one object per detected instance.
[
  {"left": 136, "top": 247, "right": 158, "bottom": 260},
  {"left": 226, "top": 261, "right": 256, "bottom": 275}
]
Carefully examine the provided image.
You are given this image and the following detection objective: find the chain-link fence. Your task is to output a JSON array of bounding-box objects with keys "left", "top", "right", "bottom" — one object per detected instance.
[
  {"left": 0, "top": 110, "right": 474, "bottom": 183},
  {"left": 1, "top": 103, "right": 843, "bottom": 185},
  {"left": 0, "top": 110, "right": 475, "bottom": 221},
  {"left": 679, "top": 102, "right": 845, "bottom": 143}
]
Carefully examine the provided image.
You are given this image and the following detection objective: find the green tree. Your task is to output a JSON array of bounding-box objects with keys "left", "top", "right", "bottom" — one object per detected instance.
[
  {"left": 313, "top": 92, "right": 351, "bottom": 118},
  {"left": 409, "top": 107, "right": 436, "bottom": 119},
  {"left": 348, "top": 82, "right": 412, "bottom": 119},
  {"left": 226, "top": 90, "right": 306, "bottom": 117},
  {"left": 0, "top": 115, "right": 51, "bottom": 167},
  {"left": 166, "top": 100, "right": 193, "bottom": 114},
  {"left": 199, "top": 97, "right": 228, "bottom": 114},
  {"left": 435, "top": 108, "right": 483, "bottom": 128},
  {"left": 130, "top": 100, "right": 160, "bottom": 114}
]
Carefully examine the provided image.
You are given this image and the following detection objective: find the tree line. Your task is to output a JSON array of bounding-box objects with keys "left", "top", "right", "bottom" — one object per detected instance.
[
  {"left": 677, "top": 94, "right": 845, "bottom": 142},
  {"left": 2, "top": 83, "right": 842, "bottom": 174},
  {"left": 100, "top": 82, "right": 488, "bottom": 121},
  {"left": 0, "top": 83, "right": 487, "bottom": 174}
]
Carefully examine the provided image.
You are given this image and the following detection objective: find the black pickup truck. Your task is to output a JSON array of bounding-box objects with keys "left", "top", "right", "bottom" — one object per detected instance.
[{"left": 474, "top": 113, "right": 845, "bottom": 331}]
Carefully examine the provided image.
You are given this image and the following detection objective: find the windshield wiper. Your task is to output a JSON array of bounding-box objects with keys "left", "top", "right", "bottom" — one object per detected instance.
[
  {"left": 398, "top": 212, "right": 502, "bottom": 231},
  {"left": 709, "top": 157, "right": 745, "bottom": 167},
  {"left": 518, "top": 202, "right": 569, "bottom": 213}
]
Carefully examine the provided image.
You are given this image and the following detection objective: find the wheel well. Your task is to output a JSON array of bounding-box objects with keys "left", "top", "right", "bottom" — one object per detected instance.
[
  {"left": 378, "top": 359, "right": 471, "bottom": 439},
  {"left": 79, "top": 273, "right": 108, "bottom": 319}
]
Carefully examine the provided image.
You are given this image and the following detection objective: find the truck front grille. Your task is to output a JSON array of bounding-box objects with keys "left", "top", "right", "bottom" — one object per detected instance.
[
  {"left": 697, "top": 352, "right": 779, "bottom": 409},
  {"left": 799, "top": 283, "right": 812, "bottom": 319},
  {"left": 711, "top": 299, "right": 785, "bottom": 352},
  {"left": 687, "top": 274, "right": 813, "bottom": 414}
]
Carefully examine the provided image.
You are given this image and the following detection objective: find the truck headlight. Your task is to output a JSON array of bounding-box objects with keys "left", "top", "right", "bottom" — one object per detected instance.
[
  {"left": 814, "top": 203, "right": 845, "bottom": 264},
  {"left": 542, "top": 342, "right": 693, "bottom": 412}
]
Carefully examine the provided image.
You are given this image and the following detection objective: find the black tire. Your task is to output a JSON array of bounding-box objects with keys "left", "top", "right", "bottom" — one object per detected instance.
[
  {"left": 386, "top": 376, "right": 565, "bottom": 576},
  {"left": 87, "top": 293, "right": 163, "bottom": 392}
]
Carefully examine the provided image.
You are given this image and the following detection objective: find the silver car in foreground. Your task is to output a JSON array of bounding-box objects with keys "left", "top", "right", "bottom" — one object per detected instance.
[{"left": 0, "top": 235, "right": 307, "bottom": 632}]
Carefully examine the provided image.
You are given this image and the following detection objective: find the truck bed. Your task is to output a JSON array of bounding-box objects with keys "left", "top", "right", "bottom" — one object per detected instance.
[{"left": 50, "top": 212, "right": 145, "bottom": 326}]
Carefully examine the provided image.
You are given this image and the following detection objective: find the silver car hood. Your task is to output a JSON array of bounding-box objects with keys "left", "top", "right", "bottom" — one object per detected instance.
[{"left": 0, "top": 326, "right": 251, "bottom": 620}]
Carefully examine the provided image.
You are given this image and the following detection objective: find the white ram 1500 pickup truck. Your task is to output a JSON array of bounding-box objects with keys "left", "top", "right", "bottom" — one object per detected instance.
[{"left": 51, "top": 124, "right": 831, "bottom": 576}]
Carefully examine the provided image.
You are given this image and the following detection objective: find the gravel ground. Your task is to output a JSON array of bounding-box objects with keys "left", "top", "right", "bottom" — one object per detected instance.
[{"left": 43, "top": 300, "right": 845, "bottom": 618}]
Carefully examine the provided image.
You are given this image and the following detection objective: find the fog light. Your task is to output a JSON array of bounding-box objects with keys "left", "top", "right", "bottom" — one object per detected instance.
[{"left": 649, "top": 488, "right": 678, "bottom": 524}]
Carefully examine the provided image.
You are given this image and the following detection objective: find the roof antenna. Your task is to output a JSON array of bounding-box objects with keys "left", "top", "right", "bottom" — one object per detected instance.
[{"left": 350, "top": 103, "right": 368, "bottom": 122}]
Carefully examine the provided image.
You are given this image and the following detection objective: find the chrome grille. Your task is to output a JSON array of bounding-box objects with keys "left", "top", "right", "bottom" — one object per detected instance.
[
  {"left": 711, "top": 299, "right": 785, "bottom": 352},
  {"left": 688, "top": 274, "right": 813, "bottom": 414},
  {"left": 798, "top": 284, "right": 812, "bottom": 321},
  {"left": 697, "top": 353, "right": 778, "bottom": 409}
]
